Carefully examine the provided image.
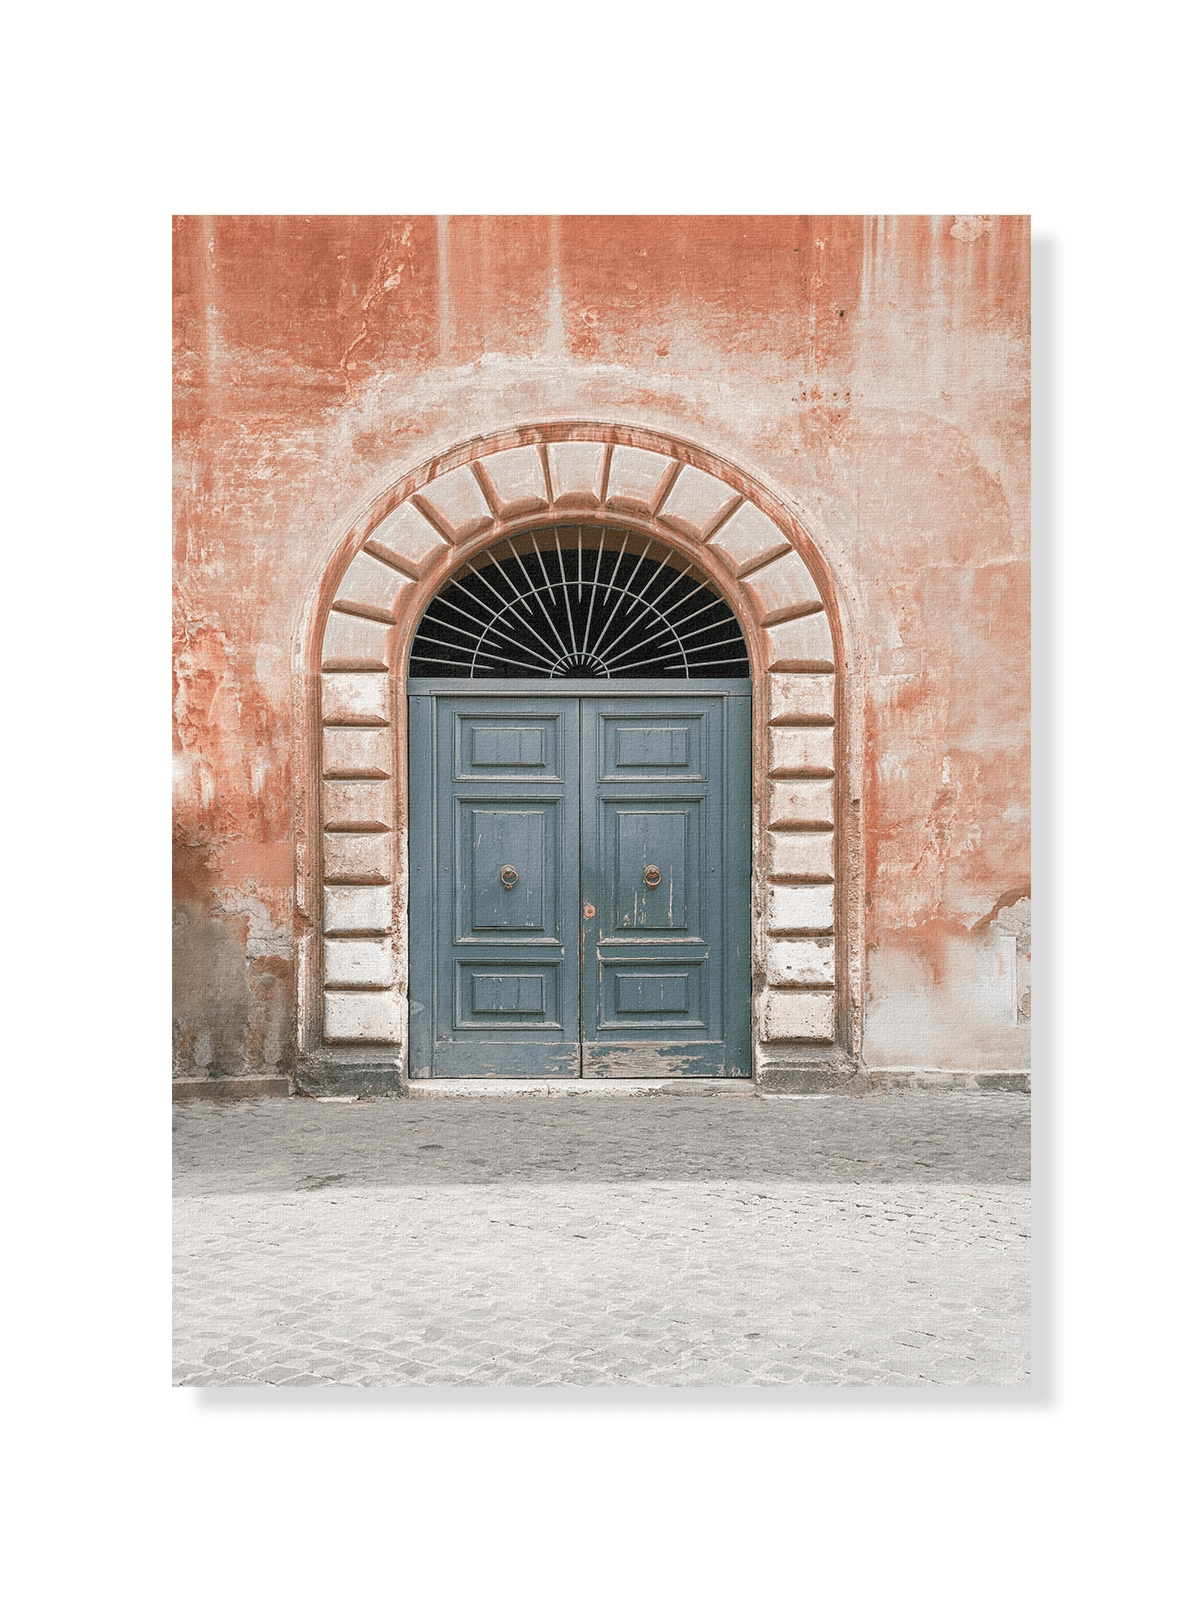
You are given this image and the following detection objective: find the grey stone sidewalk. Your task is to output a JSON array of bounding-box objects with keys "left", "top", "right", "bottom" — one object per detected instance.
[{"left": 174, "top": 1093, "right": 1030, "bottom": 1388}]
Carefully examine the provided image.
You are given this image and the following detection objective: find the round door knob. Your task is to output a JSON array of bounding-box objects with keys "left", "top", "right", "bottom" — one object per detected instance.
[
  {"left": 643, "top": 865, "right": 662, "bottom": 887},
  {"left": 500, "top": 865, "right": 519, "bottom": 889}
]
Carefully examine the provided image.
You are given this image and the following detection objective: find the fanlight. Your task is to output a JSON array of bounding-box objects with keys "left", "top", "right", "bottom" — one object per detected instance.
[{"left": 409, "top": 526, "right": 749, "bottom": 679}]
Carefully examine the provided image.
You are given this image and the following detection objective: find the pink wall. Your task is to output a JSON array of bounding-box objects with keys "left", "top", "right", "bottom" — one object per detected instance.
[{"left": 173, "top": 214, "right": 1029, "bottom": 1080}]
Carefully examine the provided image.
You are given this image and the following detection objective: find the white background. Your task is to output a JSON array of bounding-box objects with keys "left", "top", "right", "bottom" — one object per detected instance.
[{"left": 3, "top": 2, "right": 1193, "bottom": 1595}]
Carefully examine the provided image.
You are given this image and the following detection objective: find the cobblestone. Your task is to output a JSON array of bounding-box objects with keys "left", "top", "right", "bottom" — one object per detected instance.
[{"left": 174, "top": 1093, "right": 1029, "bottom": 1387}]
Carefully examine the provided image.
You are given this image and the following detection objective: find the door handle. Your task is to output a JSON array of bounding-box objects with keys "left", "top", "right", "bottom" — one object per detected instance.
[
  {"left": 643, "top": 865, "right": 662, "bottom": 888},
  {"left": 500, "top": 864, "right": 519, "bottom": 890}
]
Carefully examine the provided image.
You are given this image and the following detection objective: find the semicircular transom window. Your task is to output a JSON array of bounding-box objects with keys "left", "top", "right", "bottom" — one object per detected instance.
[{"left": 409, "top": 526, "right": 749, "bottom": 679}]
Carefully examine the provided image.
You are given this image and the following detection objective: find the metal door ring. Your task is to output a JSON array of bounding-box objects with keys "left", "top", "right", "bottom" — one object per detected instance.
[
  {"left": 643, "top": 865, "right": 662, "bottom": 888},
  {"left": 500, "top": 865, "right": 519, "bottom": 889}
]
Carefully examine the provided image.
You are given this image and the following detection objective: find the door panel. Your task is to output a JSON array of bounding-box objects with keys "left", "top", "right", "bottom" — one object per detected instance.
[
  {"left": 612, "top": 803, "right": 695, "bottom": 931},
  {"left": 413, "top": 696, "right": 580, "bottom": 1077},
  {"left": 581, "top": 695, "right": 750, "bottom": 1077},
  {"left": 460, "top": 804, "right": 552, "bottom": 936},
  {"left": 602, "top": 714, "right": 706, "bottom": 780},
  {"left": 601, "top": 959, "right": 706, "bottom": 1028},
  {"left": 455, "top": 961, "right": 563, "bottom": 1028},
  {"left": 408, "top": 682, "right": 749, "bottom": 1079},
  {"left": 455, "top": 713, "right": 564, "bottom": 781}
]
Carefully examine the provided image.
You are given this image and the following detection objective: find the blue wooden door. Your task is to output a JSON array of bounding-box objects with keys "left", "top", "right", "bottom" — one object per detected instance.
[
  {"left": 407, "top": 682, "right": 749, "bottom": 1078},
  {"left": 580, "top": 694, "right": 750, "bottom": 1076}
]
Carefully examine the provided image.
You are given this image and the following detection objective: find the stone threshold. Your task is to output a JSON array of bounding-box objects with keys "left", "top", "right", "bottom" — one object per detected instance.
[{"left": 405, "top": 1078, "right": 757, "bottom": 1099}]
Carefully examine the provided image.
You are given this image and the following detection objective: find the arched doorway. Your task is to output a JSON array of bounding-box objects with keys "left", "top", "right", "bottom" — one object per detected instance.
[
  {"left": 302, "top": 425, "right": 855, "bottom": 1091},
  {"left": 407, "top": 527, "right": 751, "bottom": 1077}
]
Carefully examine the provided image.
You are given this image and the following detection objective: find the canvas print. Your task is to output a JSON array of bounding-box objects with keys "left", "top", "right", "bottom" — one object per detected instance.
[{"left": 173, "top": 215, "right": 1031, "bottom": 1387}]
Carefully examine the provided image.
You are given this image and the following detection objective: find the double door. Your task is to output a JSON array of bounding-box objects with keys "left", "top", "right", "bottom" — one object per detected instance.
[{"left": 407, "top": 681, "right": 750, "bottom": 1077}]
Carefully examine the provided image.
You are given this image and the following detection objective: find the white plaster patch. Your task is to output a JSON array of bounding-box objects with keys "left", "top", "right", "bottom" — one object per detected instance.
[{"left": 216, "top": 889, "right": 292, "bottom": 959}]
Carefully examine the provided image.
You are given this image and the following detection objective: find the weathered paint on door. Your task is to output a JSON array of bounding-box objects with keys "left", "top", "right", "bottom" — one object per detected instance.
[{"left": 407, "top": 681, "right": 750, "bottom": 1077}]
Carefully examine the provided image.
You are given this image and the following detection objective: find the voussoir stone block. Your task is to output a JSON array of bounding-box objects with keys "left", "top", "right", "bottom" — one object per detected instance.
[
  {"left": 323, "top": 885, "right": 393, "bottom": 934},
  {"left": 547, "top": 442, "right": 606, "bottom": 508},
  {"left": 767, "top": 672, "right": 836, "bottom": 724},
  {"left": 334, "top": 551, "right": 414, "bottom": 619},
  {"left": 767, "top": 778, "right": 835, "bottom": 829},
  {"left": 477, "top": 447, "right": 548, "bottom": 517},
  {"left": 323, "top": 779, "right": 393, "bottom": 831},
  {"left": 766, "top": 938, "right": 836, "bottom": 987},
  {"left": 412, "top": 466, "right": 494, "bottom": 542},
  {"left": 366, "top": 502, "right": 448, "bottom": 574},
  {"left": 740, "top": 550, "right": 824, "bottom": 625},
  {"left": 322, "top": 611, "right": 393, "bottom": 670},
  {"left": 322, "top": 672, "right": 390, "bottom": 726},
  {"left": 768, "top": 884, "right": 835, "bottom": 932},
  {"left": 322, "top": 831, "right": 392, "bottom": 883},
  {"left": 657, "top": 465, "right": 741, "bottom": 541},
  {"left": 323, "top": 727, "right": 392, "bottom": 779},
  {"left": 324, "top": 937, "right": 393, "bottom": 988},
  {"left": 767, "top": 829, "right": 835, "bottom": 881},
  {"left": 323, "top": 988, "right": 403, "bottom": 1044},
  {"left": 605, "top": 445, "right": 675, "bottom": 516},
  {"left": 762, "top": 989, "right": 836, "bottom": 1043},
  {"left": 769, "top": 726, "right": 836, "bottom": 776},
  {"left": 764, "top": 610, "right": 835, "bottom": 671},
  {"left": 707, "top": 501, "right": 792, "bottom": 576}
]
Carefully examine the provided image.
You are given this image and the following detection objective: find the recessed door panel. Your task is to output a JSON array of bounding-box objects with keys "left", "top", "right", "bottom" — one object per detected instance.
[
  {"left": 455, "top": 961, "right": 563, "bottom": 1029},
  {"left": 601, "top": 714, "right": 706, "bottom": 780},
  {"left": 460, "top": 803, "right": 551, "bottom": 936},
  {"left": 611, "top": 804, "right": 695, "bottom": 931},
  {"left": 600, "top": 960, "right": 706, "bottom": 1029},
  {"left": 455, "top": 714, "right": 563, "bottom": 780}
]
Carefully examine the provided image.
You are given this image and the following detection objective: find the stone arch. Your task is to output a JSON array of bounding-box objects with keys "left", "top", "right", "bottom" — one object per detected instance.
[{"left": 299, "top": 423, "right": 857, "bottom": 1086}]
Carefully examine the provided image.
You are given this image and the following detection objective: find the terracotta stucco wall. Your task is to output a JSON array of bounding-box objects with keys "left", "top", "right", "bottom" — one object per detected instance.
[{"left": 172, "top": 214, "right": 1029, "bottom": 1081}]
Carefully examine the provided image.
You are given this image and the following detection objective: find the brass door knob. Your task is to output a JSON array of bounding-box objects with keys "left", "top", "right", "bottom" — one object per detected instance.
[
  {"left": 500, "top": 865, "right": 519, "bottom": 889},
  {"left": 643, "top": 865, "right": 662, "bottom": 887}
]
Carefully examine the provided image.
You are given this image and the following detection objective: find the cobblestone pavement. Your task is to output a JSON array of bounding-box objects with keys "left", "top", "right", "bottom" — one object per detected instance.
[{"left": 174, "top": 1093, "right": 1030, "bottom": 1388}]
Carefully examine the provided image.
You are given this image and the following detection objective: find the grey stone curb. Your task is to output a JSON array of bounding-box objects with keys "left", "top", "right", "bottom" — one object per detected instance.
[
  {"left": 757, "top": 1067, "right": 1031, "bottom": 1096},
  {"left": 172, "top": 1065, "right": 1030, "bottom": 1103},
  {"left": 172, "top": 1075, "right": 291, "bottom": 1104}
]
